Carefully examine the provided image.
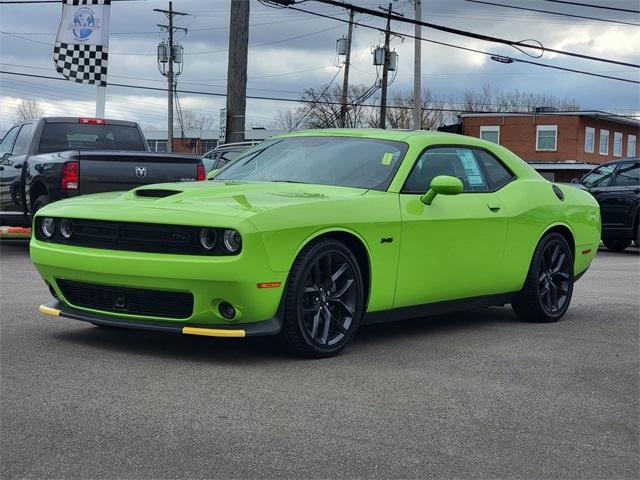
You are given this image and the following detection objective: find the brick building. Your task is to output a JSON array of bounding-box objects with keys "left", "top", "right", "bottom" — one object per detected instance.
[{"left": 459, "top": 111, "right": 640, "bottom": 182}]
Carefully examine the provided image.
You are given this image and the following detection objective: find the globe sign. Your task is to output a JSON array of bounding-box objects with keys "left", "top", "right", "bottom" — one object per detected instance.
[{"left": 72, "top": 7, "right": 96, "bottom": 41}]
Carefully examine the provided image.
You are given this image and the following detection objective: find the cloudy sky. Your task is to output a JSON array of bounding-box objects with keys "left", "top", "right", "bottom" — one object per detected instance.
[{"left": 0, "top": 0, "right": 638, "bottom": 132}]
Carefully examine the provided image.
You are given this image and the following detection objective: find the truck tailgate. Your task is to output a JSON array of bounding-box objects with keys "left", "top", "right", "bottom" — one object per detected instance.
[{"left": 78, "top": 151, "right": 202, "bottom": 194}]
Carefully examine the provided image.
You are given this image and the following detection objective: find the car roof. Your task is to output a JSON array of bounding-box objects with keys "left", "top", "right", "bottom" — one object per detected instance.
[
  {"left": 280, "top": 128, "right": 468, "bottom": 143},
  {"left": 597, "top": 157, "right": 639, "bottom": 167}
]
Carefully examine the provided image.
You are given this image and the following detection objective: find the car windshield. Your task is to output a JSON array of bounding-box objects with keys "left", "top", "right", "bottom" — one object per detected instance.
[{"left": 215, "top": 136, "right": 407, "bottom": 190}]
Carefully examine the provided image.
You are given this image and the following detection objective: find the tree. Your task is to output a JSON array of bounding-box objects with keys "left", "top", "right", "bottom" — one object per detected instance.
[
  {"left": 277, "top": 84, "right": 379, "bottom": 131},
  {"left": 274, "top": 107, "right": 307, "bottom": 131},
  {"left": 458, "top": 84, "right": 579, "bottom": 113},
  {"left": 177, "top": 109, "right": 216, "bottom": 132},
  {"left": 15, "top": 100, "right": 44, "bottom": 122}
]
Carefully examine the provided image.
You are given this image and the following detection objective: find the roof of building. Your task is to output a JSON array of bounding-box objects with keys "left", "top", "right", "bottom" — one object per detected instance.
[
  {"left": 527, "top": 161, "right": 598, "bottom": 171},
  {"left": 459, "top": 110, "right": 640, "bottom": 128}
]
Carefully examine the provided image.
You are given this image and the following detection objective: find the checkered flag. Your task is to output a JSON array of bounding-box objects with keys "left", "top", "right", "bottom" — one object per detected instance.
[
  {"left": 54, "top": 0, "right": 111, "bottom": 86},
  {"left": 54, "top": 42, "right": 108, "bottom": 86}
]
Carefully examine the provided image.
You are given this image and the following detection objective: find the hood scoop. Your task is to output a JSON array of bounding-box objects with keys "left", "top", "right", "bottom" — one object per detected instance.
[{"left": 135, "top": 189, "right": 183, "bottom": 198}]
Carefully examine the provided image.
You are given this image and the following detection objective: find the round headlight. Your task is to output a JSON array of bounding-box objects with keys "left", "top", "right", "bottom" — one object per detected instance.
[
  {"left": 223, "top": 229, "right": 242, "bottom": 253},
  {"left": 198, "top": 228, "right": 217, "bottom": 250},
  {"left": 41, "top": 218, "right": 56, "bottom": 238},
  {"left": 60, "top": 219, "right": 73, "bottom": 239}
]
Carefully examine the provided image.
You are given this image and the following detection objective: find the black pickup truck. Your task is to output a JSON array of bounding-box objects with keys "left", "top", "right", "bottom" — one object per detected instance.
[{"left": 0, "top": 117, "right": 205, "bottom": 226}]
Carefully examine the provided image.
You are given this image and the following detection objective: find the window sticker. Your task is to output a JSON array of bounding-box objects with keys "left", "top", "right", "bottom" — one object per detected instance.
[
  {"left": 456, "top": 149, "right": 486, "bottom": 187},
  {"left": 380, "top": 152, "right": 395, "bottom": 166}
]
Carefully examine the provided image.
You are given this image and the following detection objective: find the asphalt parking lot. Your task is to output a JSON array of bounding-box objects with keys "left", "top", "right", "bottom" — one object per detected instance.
[{"left": 1, "top": 241, "right": 638, "bottom": 479}]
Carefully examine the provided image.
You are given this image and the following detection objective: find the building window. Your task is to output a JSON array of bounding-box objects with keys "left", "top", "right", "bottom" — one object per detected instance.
[
  {"left": 479, "top": 126, "right": 500, "bottom": 144},
  {"left": 584, "top": 127, "right": 595, "bottom": 153},
  {"left": 599, "top": 129, "right": 609, "bottom": 155},
  {"left": 613, "top": 132, "right": 623, "bottom": 157},
  {"left": 536, "top": 125, "right": 557, "bottom": 151},
  {"left": 627, "top": 135, "right": 636, "bottom": 157}
]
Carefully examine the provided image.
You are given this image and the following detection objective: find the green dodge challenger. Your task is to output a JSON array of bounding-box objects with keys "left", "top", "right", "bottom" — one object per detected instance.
[{"left": 31, "top": 130, "right": 600, "bottom": 357}]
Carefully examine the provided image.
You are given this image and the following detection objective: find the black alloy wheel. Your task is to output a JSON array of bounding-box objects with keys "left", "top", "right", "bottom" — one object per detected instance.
[
  {"left": 512, "top": 232, "right": 574, "bottom": 323},
  {"left": 281, "top": 239, "right": 364, "bottom": 358},
  {"left": 537, "top": 239, "right": 572, "bottom": 315}
]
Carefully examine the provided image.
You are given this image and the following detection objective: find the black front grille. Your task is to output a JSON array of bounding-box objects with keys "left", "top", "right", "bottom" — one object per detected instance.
[
  {"left": 57, "top": 279, "right": 193, "bottom": 319},
  {"left": 34, "top": 218, "right": 239, "bottom": 256}
]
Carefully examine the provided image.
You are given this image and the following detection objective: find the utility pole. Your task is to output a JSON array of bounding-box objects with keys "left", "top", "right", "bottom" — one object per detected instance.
[
  {"left": 379, "top": 3, "right": 393, "bottom": 129},
  {"left": 339, "top": 9, "right": 355, "bottom": 128},
  {"left": 225, "top": 0, "right": 250, "bottom": 144},
  {"left": 413, "top": 0, "right": 422, "bottom": 130},
  {"left": 155, "top": 1, "right": 188, "bottom": 152}
]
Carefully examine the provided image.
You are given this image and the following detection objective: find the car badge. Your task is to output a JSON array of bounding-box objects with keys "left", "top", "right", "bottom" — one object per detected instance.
[{"left": 135, "top": 166, "right": 147, "bottom": 178}]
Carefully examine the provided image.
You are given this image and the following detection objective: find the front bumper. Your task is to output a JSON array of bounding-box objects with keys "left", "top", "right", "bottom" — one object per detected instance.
[
  {"left": 30, "top": 237, "right": 287, "bottom": 326},
  {"left": 39, "top": 300, "right": 282, "bottom": 337}
]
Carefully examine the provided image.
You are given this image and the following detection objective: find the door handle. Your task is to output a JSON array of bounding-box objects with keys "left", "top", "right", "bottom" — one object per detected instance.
[
  {"left": 14, "top": 163, "right": 23, "bottom": 169},
  {"left": 487, "top": 202, "right": 501, "bottom": 212},
  {"left": 0, "top": 166, "right": 4, "bottom": 171}
]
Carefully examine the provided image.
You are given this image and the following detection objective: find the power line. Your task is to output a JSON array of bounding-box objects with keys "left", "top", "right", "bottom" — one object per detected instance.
[
  {"left": 298, "top": 0, "right": 640, "bottom": 68},
  {"left": 290, "top": 65, "right": 343, "bottom": 131},
  {"left": 3, "top": 69, "right": 639, "bottom": 118},
  {"left": 537, "top": 0, "right": 640, "bottom": 14},
  {"left": 0, "top": 25, "right": 344, "bottom": 56},
  {"left": 464, "top": 0, "right": 640, "bottom": 27},
  {"left": 285, "top": 6, "right": 640, "bottom": 84}
]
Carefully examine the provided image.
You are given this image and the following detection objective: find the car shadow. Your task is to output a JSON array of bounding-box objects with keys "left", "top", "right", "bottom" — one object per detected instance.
[
  {"left": 597, "top": 246, "right": 639, "bottom": 256},
  {"left": 49, "top": 306, "right": 518, "bottom": 363}
]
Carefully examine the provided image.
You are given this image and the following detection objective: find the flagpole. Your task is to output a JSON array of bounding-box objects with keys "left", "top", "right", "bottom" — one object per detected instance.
[{"left": 96, "top": 85, "right": 106, "bottom": 118}]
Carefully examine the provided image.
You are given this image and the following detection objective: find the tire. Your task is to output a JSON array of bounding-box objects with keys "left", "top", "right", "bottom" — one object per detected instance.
[
  {"left": 280, "top": 239, "right": 364, "bottom": 358},
  {"left": 32, "top": 194, "right": 50, "bottom": 215},
  {"left": 603, "top": 238, "right": 630, "bottom": 252},
  {"left": 512, "top": 232, "right": 574, "bottom": 323}
]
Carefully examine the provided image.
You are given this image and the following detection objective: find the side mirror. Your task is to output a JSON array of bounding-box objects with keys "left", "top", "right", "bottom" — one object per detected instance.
[
  {"left": 206, "top": 168, "right": 221, "bottom": 180},
  {"left": 420, "top": 175, "right": 463, "bottom": 205}
]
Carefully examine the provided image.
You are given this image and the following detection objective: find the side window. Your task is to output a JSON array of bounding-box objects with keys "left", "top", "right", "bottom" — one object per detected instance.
[
  {"left": 612, "top": 162, "right": 640, "bottom": 187},
  {"left": 12, "top": 123, "right": 33, "bottom": 156},
  {"left": 473, "top": 149, "right": 514, "bottom": 189},
  {"left": 403, "top": 147, "right": 490, "bottom": 194},
  {"left": 0, "top": 126, "right": 20, "bottom": 156},
  {"left": 582, "top": 164, "right": 616, "bottom": 188}
]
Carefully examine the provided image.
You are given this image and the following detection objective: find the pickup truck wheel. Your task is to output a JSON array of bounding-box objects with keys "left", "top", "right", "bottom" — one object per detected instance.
[
  {"left": 603, "top": 238, "right": 630, "bottom": 252},
  {"left": 32, "top": 194, "right": 50, "bottom": 214}
]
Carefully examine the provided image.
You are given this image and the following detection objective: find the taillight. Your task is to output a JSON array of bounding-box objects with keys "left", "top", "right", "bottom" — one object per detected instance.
[
  {"left": 196, "top": 163, "right": 206, "bottom": 181},
  {"left": 61, "top": 161, "right": 79, "bottom": 190},
  {"left": 79, "top": 118, "right": 105, "bottom": 125}
]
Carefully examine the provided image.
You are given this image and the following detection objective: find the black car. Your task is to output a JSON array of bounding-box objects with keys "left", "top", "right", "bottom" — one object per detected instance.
[{"left": 580, "top": 158, "right": 640, "bottom": 251}]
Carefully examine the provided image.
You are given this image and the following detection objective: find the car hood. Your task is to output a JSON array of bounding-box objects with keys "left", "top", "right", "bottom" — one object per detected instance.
[{"left": 38, "top": 180, "right": 368, "bottom": 225}]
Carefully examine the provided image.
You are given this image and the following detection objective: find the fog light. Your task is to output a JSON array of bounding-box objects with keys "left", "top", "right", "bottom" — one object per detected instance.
[
  {"left": 60, "top": 219, "right": 73, "bottom": 239},
  {"left": 198, "top": 228, "right": 217, "bottom": 250},
  {"left": 218, "top": 302, "right": 236, "bottom": 320},
  {"left": 41, "top": 218, "right": 56, "bottom": 238},
  {"left": 222, "top": 229, "right": 241, "bottom": 253}
]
